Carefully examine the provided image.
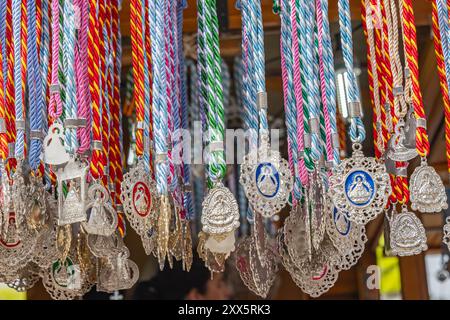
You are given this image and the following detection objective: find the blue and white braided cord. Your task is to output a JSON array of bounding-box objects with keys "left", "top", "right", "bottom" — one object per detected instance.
[
  {"left": 63, "top": 0, "right": 78, "bottom": 154},
  {"left": 151, "top": 0, "right": 169, "bottom": 194},
  {"left": 13, "top": 0, "right": 24, "bottom": 159},
  {"left": 320, "top": 0, "right": 339, "bottom": 164},
  {"left": 338, "top": 0, "right": 365, "bottom": 143}
]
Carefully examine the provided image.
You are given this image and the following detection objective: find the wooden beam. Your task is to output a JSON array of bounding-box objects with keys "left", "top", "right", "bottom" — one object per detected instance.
[{"left": 398, "top": 254, "right": 429, "bottom": 300}]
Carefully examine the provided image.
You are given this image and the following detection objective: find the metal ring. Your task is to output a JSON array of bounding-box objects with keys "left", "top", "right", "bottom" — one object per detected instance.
[
  {"left": 0, "top": 118, "right": 6, "bottom": 133},
  {"left": 256, "top": 91, "right": 268, "bottom": 110},
  {"left": 64, "top": 118, "right": 87, "bottom": 129},
  {"left": 30, "top": 130, "right": 45, "bottom": 140},
  {"left": 7, "top": 143, "right": 15, "bottom": 158},
  {"left": 209, "top": 141, "right": 224, "bottom": 152},
  {"left": 49, "top": 83, "right": 60, "bottom": 94},
  {"left": 331, "top": 133, "right": 340, "bottom": 149},
  {"left": 155, "top": 152, "right": 168, "bottom": 163},
  {"left": 304, "top": 133, "right": 311, "bottom": 148},
  {"left": 92, "top": 140, "right": 103, "bottom": 150},
  {"left": 15, "top": 120, "right": 26, "bottom": 131},
  {"left": 348, "top": 101, "right": 362, "bottom": 118},
  {"left": 393, "top": 86, "right": 404, "bottom": 96},
  {"left": 416, "top": 118, "right": 427, "bottom": 129},
  {"left": 136, "top": 121, "right": 145, "bottom": 130},
  {"left": 309, "top": 118, "right": 320, "bottom": 133}
]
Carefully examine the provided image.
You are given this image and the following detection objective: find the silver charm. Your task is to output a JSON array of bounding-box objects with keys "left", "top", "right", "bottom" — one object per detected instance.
[
  {"left": 120, "top": 160, "right": 157, "bottom": 238},
  {"left": 56, "top": 157, "right": 89, "bottom": 225},
  {"left": 42, "top": 256, "right": 83, "bottom": 300},
  {"left": 26, "top": 174, "right": 47, "bottom": 231},
  {"left": 240, "top": 135, "right": 293, "bottom": 218},
  {"left": 308, "top": 168, "right": 327, "bottom": 251},
  {"left": 386, "top": 118, "right": 418, "bottom": 162},
  {"left": 11, "top": 161, "right": 28, "bottom": 229},
  {"left": 97, "top": 245, "right": 139, "bottom": 292},
  {"left": 410, "top": 159, "right": 448, "bottom": 213},
  {"left": 329, "top": 143, "right": 391, "bottom": 225},
  {"left": 82, "top": 183, "right": 118, "bottom": 236},
  {"left": 325, "top": 201, "right": 367, "bottom": 271},
  {"left": 43, "top": 122, "right": 70, "bottom": 166},
  {"left": 388, "top": 208, "right": 427, "bottom": 256},
  {"left": 442, "top": 217, "right": 450, "bottom": 250},
  {"left": 201, "top": 183, "right": 240, "bottom": 236},
  {"left": 284, "top": 204, "right": 311, "bottom": 266}
]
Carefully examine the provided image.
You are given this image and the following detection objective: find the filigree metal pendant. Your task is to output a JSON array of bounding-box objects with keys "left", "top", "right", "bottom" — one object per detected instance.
[
  {"left": 201, "top": 183, "right": 240, "bottom": 236},
  {"left": 11, "top": 161, "right": 28, "bottom": 228},
  {"left": 42, "top": 256, "right": 83, "bottom": 300},
  {"left": 443, "top": 217, "right": 450, "bottom": 250},
  {"left": 56, "top": 157, "right": 89, "bottom": 225},
  {"left": 410, "top": 161, "right": 448, "bottom": 213},
  {"left": 7, "top": 262, "right": 41, "bottom": 292},
  {"left": 26, "top": 174, "right": 47, "bottom": 231},
  {"left": 386, "top": 118, "right": 418, "bottom": 162},
  {"left": 240, "top": 143, "right": 293, "bottom": 218},
  {"left": 325, "top": 201, "right": 367, "bottom": 271},
  {"left": 82, "top": 183, "right": 118, "bottom": 236},
  {"left": 97, "top": 246, "right": 139, "bottom": 292},
  {"left": 284, "top": 205, "right": 310, "bottom": 267},
  {"left": 329, "top": 144, "right": 391, "bottom": 225},
  {"left": 308, "top": 169, "right": 327, "bottom": 251},
  {"left": 120, "top": 160, "right": 158, "bottom": 237},
  {"left": 389, "top": 209, "right": 427, "bottom": 256}
]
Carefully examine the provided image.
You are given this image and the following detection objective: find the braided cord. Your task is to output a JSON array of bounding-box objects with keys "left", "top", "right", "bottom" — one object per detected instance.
[
  {"left": 291, "top": 0, "right": 308, "bottom": 186},
  {"left": 432, "top": 0, "right": 450, "bottom": 174},
  {"left": 0, "top": 0, "right": 6, "bottom": 160},
  {"left": 62, "top": 0, "right": 78, "bottom": 154},
  {"left": 130, "top": 0, "right": 145, "bottom": 158},
  {"left": 400, "top": 0, "right": 429, "bottom": 158},
  {"left": 28, "top": 0, "right": 44, "bottom": 170},
  {"left": 48, "top": 0, "right": 62, "bottom": 120},
  {"left": 143, "top": 0, "right": 153, "bottom": 174},
  {"left": 151, "top": 0, "right": 169, "bottom": 194},
  {"left": 88, "top": 0, "right": 102, "bottom": 179},
  {"left": 280, "top": 0, "right": 301, "bottom": 201},
  {"left": 297, "top": 0, "right": 314, "bottom": 172},
  {"left": 203, "top": 0, "right": 227, "bottom": 184},
  {"left": 13, "top": 0, "right": 25, "bottom": 159}
]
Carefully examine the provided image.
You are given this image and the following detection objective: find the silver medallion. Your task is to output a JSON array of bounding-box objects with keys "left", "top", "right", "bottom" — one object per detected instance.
[
  {"left": 325, "top": 200, "right": 367, "bottom": 271},
  {"left": 410, "top": 160, "right": 448, "bottom": 213},
  {"left": 82, "top": 183, "right": 118, "bottom": 236},
  {"left": 442, "top": 217, "right": 450, "bottom": 250},
  {"left": 120, "top": 160, "right": 158, "bottom": 238},
  {"left": 329, "top": 143, "right": 391, "bottom": 225},
  {"left": 240, "top": 137, "right": 293, "bottom": 218},
  {"left": 201, "top": 183, "right": 240, "bottom": 236},
  {"left": 42, "top": 256, "right": 84, "bottom": 300},
  {"left": 388, "top": 208, "right": 427, "bottom": 256},
  {"left": 386, "top": 118, "right": 418, "bottom": 162},
  {"left": 56, "top": 157, "right": 89, "bottom": 225}
]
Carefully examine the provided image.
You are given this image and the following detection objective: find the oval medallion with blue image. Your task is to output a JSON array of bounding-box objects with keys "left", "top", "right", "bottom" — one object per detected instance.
[
  {"left": 344, "top": 170, "right": 375, "bottom": 207},
  {"left": 255, "top": 162, "right": 280, "bottom": 198},
  {"left": 333, "top": 207, "right": 351, "bottom": 236}
]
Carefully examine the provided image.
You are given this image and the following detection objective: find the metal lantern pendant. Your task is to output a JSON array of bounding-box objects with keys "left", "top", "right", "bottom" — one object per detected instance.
[
  {"left": 56, "top": 157, "right": 89, "bottom": 226},
  {"left": 329, "top": 143, "right": 391, "bottom": 225}
]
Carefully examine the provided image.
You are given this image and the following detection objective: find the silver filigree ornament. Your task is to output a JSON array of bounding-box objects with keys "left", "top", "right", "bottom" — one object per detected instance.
[
  {"left": 240, "top": 135, "right": 293, "bottom": 218},
  {"left": 325, "top": 199, "right": 367, "bottom": 271},
  {"left": 308, "top": 168, "right": 327, "bottom": 251},
  {"left": 26, "top": 174, "right": 47, "bottom": 231},
  {"left": 386, "top": 118, "right": 418, "bottom": 162},
  {"left": 42, "top": 255, "right": 84, "bottom": 300},
  {"left": 388, "top": 208, "right": 427, "bottom": 256},
  {"left": 120, "top": 160, "right": 158, "bottom": 240},
  {"left": 82, "top": 183, "right": 118, "bottom": 236},
  {"left": 410, "top": 159, "right": 448, "bottom": 213},
  {"left": 443, "top": 217, "right": 450, "bottom": 250},
  {"left": 201, "top": 182, "right": 240, "bottom": 254},
  {"left": 329, "top": 143, "right": 392, "bottom": 225},
  {"left": 56, "top": 156, "right": 89, "bottom": 225},
  {"left": 11, "top": 160, "right": 29, "bottom": 229},
  {"left": 97, "top": 246, "right": 139, "bottom": 293}
]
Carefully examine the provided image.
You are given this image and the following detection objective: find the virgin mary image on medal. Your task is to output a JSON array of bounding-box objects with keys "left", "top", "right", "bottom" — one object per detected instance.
[
  {"left": 345, "top": 171, "right": 375, "bottom": 207},
  {"left": 256, "top": 162, "right": 280, "bottom": 198},
  {"left": 410, "top": 161, "right": 448, "bottom": 213}
]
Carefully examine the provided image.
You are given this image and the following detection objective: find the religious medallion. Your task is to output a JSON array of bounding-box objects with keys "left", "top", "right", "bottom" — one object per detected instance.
[
  {"left": 389, "top": 209, "right": 427, "bottom": 256},
  {"left": 410, "top": 160, "right": 448, "bottom": 213},
  {"left": 329, "top": 143, "right": 391, "bottom": 225}
]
